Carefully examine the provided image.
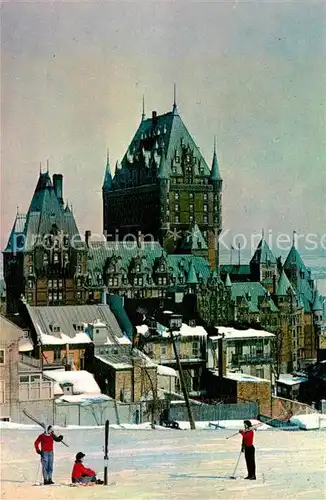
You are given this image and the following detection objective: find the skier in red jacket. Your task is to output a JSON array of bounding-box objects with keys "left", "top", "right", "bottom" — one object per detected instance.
[
  {"left": 71, "top": 452, "right": 103, "bottom": 485},
  {"left": 34, "top": 425, "right": 64, "bottom": 484},
  {"left": 239, "top": 420, "right": 256, "bottom": 480}
]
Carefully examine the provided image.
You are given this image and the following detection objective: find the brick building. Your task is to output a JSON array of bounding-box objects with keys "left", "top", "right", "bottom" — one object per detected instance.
[{"left": 102, "top": 100, "right": 223, "bottom": 269}]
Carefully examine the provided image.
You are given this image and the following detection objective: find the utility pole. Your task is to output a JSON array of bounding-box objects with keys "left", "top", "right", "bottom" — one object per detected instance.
[{"left": 170, "top": 330, "right": 196, "bottom": 430}]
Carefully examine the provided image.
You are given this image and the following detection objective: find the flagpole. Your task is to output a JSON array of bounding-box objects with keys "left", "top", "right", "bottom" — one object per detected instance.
[{"left": 238, "top": 243, "right": 241, "bottom": 266}]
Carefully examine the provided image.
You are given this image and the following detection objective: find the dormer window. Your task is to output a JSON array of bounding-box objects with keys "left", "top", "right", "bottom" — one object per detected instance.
[
  {"left": 160, "top": 264, "right": 165, "bottom": 272},
  {"left": 172, "top": 166, "right": 177, "bottom": 174},
  {"left": 74, "top": 323, "right": 85, "bottom": 332},
  {"left": 175, "top": 156, "right": 180, "bottom": 163},
  {"left": 54, "top": 253, "right": 59, "bottom": 263},
  {"left": 135, "top": 265, "right": 141, "bottom": 272},
  {"left": 50, "top": 323, "right": 60, "bottom": 333},
  {"left": 29, "top": 265, "right": 33, "bottom": 274}
]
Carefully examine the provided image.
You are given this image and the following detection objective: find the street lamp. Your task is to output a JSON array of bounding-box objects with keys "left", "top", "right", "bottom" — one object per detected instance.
[{"left": 165, "top": 312, "right": 196, "bottom": 430}]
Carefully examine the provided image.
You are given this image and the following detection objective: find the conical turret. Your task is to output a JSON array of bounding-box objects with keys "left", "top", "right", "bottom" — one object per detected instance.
[
  {"left": 102, "top": 150, "right": 112, "bottom": 191},
  {"left": 210, "top": 137, "right": 222, "bottom": 182}
]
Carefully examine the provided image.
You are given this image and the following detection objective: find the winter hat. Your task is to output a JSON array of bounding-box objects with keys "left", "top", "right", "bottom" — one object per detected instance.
[
  {"left": 244, "top": 420, "right": 252, "bottom": 428},
  {"left": 76, "top": 452, "right": 85, "bottom": 461}
]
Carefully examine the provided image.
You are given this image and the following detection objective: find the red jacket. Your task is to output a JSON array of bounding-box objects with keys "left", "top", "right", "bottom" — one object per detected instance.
[
  {"left": 240, "top": 429, "right": 254, "bottom": 447},
  {"left": 34, "top": 433, "right": 55, "bottom": 453},
  {"left": 72, "top": 462, "right": 95, "bottom": 479}
]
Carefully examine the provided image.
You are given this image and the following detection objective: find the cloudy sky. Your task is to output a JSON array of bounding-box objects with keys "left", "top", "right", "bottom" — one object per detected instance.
[{"left": 1, "top": 1, "right": 325, "bottom": 257}]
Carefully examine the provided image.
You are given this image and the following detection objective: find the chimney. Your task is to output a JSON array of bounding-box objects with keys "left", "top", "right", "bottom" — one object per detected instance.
[
  {"left": 152, "top": 111, "right": 157, "bottom": 126},
  {"left": 137, "top": 230, "right": 143, "bottom": 249},
  {"left": 53, "top": 174, "right": 64, "bottom": 206},
  {"left": 273, "top": 274, "right": 276, "bottom": 294},
  {"left": 101, "top": 286, "right": 108, "bottom": 305},
  {"left": 85, "top": 230, "right": 91, "bottom": 247}
]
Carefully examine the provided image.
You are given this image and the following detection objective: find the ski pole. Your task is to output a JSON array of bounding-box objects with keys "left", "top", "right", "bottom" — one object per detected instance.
[{"left": 230, "top": 449, "right": 242, "bottom": 479}]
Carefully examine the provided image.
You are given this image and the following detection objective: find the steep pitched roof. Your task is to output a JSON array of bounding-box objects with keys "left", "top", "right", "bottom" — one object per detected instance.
[
  {"left": 284, "top": 245, "right": 307, "bottom": 273},
  {"left": 250, "top": 238, "right": 277, "bottom": 265},
  {"left": 186, "top": 259, "right": 199, "bottom": 284},
  {"left": 179, "top": 223, "right": 208, "bottom": 251},
  {"left": 102, "top": 153, "right": 113, "bottom": 190},
  {"left": 225, "top": 273, "right": 232, "bottom": 287},
  {"left": 210, "top": 139, "right": 222, "bottom": 181},
  {"left": 4, "top": 213, "right": 27, "bottom": 253},
  {"left": 5, "top": 171, "right": 81, "bottom": 253},
  {"left": 312, "top": 290, "right": 323, "bottom": 312},
  {"left": 111, "top": 109, "right": 212, "bottom": 188},
  {"left": 231, "top": 282, "right": 279, "bottom": 313},
  {"left": 276, "top": 270, "right": 296, "bottom": 296}
]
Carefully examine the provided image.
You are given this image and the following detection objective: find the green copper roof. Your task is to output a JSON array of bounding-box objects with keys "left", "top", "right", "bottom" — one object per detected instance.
[
  {"left": 284, "top": 246, "right": 307, "bottom": 273},
  {"left": 4, "top": 213, "right": 27, "bottom": 253},
  {"left": 276, "top": 270, "right": 296, "bottom": 296},
  {"left": 4, "top": 172, "right": 81, "bottom": 253},
  {"left": 220, "top": 264, "right": 251, "bottom": 276},
  {"left": 250, "top": 238, "right": 277, "bottom": 265},
  {"left": 225, "top": 273, "right": 232, "bottom": 287},
  {"left": 210, "top": 139, "right": 222, "bottom": 181},
  {"left": 312, "top": 290, "right": 323, "bottom": 312},
  {"left": 179, "top": 223, "right": 208, "bottom": 251},
  {"left": 186, "top": 259, "right": 199, "bottom": 284},
  {"left": 103, "top": 154, "right": 113, "bottom": 190},
  {"left": 111, "top": 109, "right": 212, "bottom": 189},
  {"left": 231, "top": 282, "right": 279, "bottom": 313}
]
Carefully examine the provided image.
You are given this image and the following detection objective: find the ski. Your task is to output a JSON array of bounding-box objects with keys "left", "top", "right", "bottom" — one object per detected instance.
[{"left": 23, "top": 409, "right": 69, "bottom": 447}]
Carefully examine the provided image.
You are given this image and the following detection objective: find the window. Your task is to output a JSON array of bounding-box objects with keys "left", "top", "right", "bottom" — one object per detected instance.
[
  {"left": 78, "top": 265, "right": 82, "bottom": 273},
  {"left": 58, "top": 291, "right": 63, "bottom": 300},
  {"left": 134, "top": 277, "right": 143, "bottom": 286},
  {"left": 175, "top": 215, "right": 180, "bottom": 223},
  {"left": 48, "top": 292, "right": 53, "bottom": 301},
  {"left": 158, "top": 277, "right": 162, "bottom": 285},
  {"left": 189, "top": 203, "right": 194, "bottom": 211},
  {"left": 162, "top": 277, "right": 167, "bottom": 285},
  {"left": 0, "top": 380, "right": 4, "bottom": 404},
  {"left": 174, "top": 192, "right": 179, "bottom": 201},
  {"left": 53, "top": 280, "right": 58, "bottom": 289},
  {"left": 161, "top": 345, "right": 167, "bottom": 356},
  {"left": 27, "top": 293, "right": 33, "bottom": 302},
  {"left": 203, "top": 193, "right": 208, "bottom": 201},
  {"left": 44, "top": 254, "right": 48, "bottom": 263},
  {"left": 135, "top": 265, "right": 141, "bottom": 272},
  {"left": 203, "top": 204, "right": 208, "bottom": 212},
  {"left": 192, "top": 342, "right": 200, "bottom": 357},
  {"left": 54, "top": 253, "right": 59, "bottom": 263},
  {"left": 29, "top": 265, "right": 33, "bottom": 274},
  {"left": 54, "top": 348, "right": 61, "bottom": 361},
  {"left": 77, "top": 278, "right": 81, "bottom": 287},
  {"left": 77, "top": 291, "right": 82, "bottom": 299},
  {"left": 113, "top": 277, "right": 119, "bottom": 286},
  {"left": 172, "top": 166, "right": 177, "bottom": 174},
  {"left": 58, "top": 279, "right": 63, "bottom": 288},
  {"left": 175, "top": 204, "right": 180, "bottom": 212},
  {"left": 19, "top": 375, "right": 29, "bottom": 383},
  {"left": 189, "top": 214, "right": 194, "bottom": 223},
  {"left": 0, "top": 350, "right": 4, "bottom": 364},
  {"left": 175, "top": 156, "right": 180, "bottom": 163},
  {"left": 159, "top": 264, "right": 165, "bottom": 272},
  {"left": 48, "top": 280, "right": 53, "bottom": 289},
  {"left": 203, "top": 215, "right": 208, "bottom": 224},
  {"left": 203, "top": 231, "right": 208, "bottom": 239},
  {"left": 108, "top": 277, "right": 113, "bottom": 287},
  {"left": 189, "top": 193, "right": 194, "bottom": 200}
]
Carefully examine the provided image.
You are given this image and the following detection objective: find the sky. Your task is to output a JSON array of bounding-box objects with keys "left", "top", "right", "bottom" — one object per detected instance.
[{"left": 1, "top": 0, "right": 325, "bottom": 258}]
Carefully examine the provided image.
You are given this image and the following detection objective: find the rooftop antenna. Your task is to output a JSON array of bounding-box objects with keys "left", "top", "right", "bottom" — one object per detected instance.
[
  {"left": 16, "top": 205, "right": 19, "bottom": 215},
  {"left": 107, "top": 148, "right": 110, "bottom": 163},
  {"left": 46, "top": 159, "right": 49, "bottom": 173},
  {"left": 293, "top": 230, "right": 296, "bottom": 247},
  {"left": 141, "top": 95, "right": 145, "bottom": 121},
  {"left": 173, "top": 83, "right": 177, "bottom": 113}
]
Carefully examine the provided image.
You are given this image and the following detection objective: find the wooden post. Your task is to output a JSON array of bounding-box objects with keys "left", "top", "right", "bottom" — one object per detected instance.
[
  {"left": 170, "top": 330, "right": 196, "bottom": 430},
  {"left": 104, "top": 420, "right": 109, "bottom": 485}
]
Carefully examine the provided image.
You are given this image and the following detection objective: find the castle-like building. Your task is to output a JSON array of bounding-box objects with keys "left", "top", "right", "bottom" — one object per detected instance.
[
  {"left": 102, "top": 100, "right": 222, "bottom": 269},
  {"left": 3, "top": 99, "right": 324, "bottom": 376}
]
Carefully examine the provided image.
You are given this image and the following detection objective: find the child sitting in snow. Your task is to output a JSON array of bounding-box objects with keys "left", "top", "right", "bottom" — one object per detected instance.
[{"left": 71, "top": 452, "right": 103, "bottom": 485}]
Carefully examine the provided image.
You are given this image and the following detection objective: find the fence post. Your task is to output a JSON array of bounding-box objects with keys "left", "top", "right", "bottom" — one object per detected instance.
[{"left": 104, "top": 420, "right": 109, "bottom": 485}]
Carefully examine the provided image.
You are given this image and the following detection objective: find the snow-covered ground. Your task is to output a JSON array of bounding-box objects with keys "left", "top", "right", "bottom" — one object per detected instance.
[{"left": 1, "top": 425, "right": 325, "bottom": 499}]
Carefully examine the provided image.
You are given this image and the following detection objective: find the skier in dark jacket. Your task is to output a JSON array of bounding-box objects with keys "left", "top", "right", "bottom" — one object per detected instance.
[
  {"left": 34, "top": 425, "right": 63, "bottom": 484},
  {"left": 71, "top": 452, "right": 103, "bottom": 485},
  {"left": 239, "top": 420, "right": 256, "bottom": 480}
]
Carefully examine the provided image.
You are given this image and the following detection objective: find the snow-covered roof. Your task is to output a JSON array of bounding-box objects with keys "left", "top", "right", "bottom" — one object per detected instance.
[
  {"left": 18, "top": 338, "right": 34, "bottom": 352},
  {"left": 212, "top": 326, "right": 275, "bottom": 340},
  {"left": 43, "top": 369, "right": 101, "bottom": 395},
  {"left": 38, "top": 330, "right": 92, "bottom": 346},
  {"left": 136, "top": 325, "right": 149, "bottom": 335},
  {"left": 56, "top": 394, "right": 112, "bottom": 404},
  {"left": 277, "top": 374, "right": 308, "bottom": 386},
  {"left": 104, "top": 335, "right": 131, "bottom": 345},
  {"left": 137, "top": 322, "right": 207, "bottom": 339},
  {"left": 157, "top": 365, "right": 178, "bottom": 377},
  {"left": 224, "top": 371, "right": 270, "bottom": 383}
]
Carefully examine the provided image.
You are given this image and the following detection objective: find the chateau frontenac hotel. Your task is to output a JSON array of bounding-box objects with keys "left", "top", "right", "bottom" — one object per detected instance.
[
  {"left": 3, "top": 97, "right": 323, "bottom": 373},
  {"left": 102, "top": 99, "right": 222, "bottom": 269}
]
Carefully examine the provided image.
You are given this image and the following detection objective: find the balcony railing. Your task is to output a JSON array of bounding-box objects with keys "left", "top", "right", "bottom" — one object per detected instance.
[
  {"left": 20, "top": 353, "right": 42, "bottom": 369},
  {"left": 158, "top": 352, "right": 204, "bottom": 364},
  {"left": 231, "top": 354, "right": 274, "bottom": 365}
]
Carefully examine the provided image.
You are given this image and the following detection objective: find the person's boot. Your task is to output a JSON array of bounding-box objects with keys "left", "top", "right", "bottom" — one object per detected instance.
[
  {"left": 96, "top": 479, "right": 104, "bottom": 485},
  {"left": 44, "top": 479, "right": 49, "bottom": 485},
  {"left": 249, "top": 476, "right": 256, "bottom": 480},
  {"left": 244, "top": 476, "right": 250, "bottom": 479},
  {"left": 48, "top": 479, "right": 55, "bottom": 485}
]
